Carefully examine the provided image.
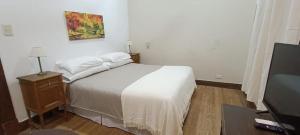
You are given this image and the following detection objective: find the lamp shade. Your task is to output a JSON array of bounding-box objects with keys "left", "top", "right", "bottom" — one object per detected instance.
[
  {"left": 127, "top": 40, "right": 133, "bottom": 46},
  {"left": 30, "top": 47, "right": 47, "bottom": 57}
]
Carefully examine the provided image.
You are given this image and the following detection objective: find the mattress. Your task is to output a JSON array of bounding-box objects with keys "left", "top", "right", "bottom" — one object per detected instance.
[{"left": 69, "top": 63, "right": 161, "bottom": 120}]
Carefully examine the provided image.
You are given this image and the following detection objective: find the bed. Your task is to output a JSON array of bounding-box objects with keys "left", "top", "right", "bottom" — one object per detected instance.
[{"left": 66, "top": 63, "right": 197, "bottom": 135}]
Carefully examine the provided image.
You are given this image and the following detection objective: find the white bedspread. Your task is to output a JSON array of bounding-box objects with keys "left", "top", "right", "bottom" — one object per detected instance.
[{"left": 121, "top": 66, "right": 197, "bottom": 135}]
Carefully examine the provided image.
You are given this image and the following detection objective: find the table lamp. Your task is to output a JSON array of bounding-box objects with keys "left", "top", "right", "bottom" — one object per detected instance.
[
  {"left": 30, "top": 47, "right": 47, "bottom": 75},
  {"left": 127, "top": 40, "right": 133, "bottom": 54}
]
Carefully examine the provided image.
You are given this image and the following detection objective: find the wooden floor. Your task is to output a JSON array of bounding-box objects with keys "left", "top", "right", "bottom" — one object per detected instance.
[{"left": 24, "top": 85, "right": 250, "bottom": 135}]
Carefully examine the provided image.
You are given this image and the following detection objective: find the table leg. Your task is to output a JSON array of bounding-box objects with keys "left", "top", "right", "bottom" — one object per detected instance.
[
  {"left": 38, "top": 114, "right": 44, "bottom": 128},
  {"left": 63, "top": 104, "right": 68, "bottom": 120},
  {"left": 25, "top": 109, "right": 32, "bottom": 127}
]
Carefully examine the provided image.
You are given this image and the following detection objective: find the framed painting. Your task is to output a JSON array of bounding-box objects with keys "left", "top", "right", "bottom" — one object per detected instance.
[{"left": 65, "top": 11, "right": 105, "bottom": 40}]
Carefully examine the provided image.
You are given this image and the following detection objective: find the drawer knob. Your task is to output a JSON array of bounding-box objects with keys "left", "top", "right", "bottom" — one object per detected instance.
[{"left": 48, "top": 82, "right": 51, "bottom": 86}]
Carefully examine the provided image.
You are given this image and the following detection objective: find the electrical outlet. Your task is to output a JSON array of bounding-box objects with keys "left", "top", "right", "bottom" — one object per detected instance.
[{"left": 216, "top": 74, "right": 224, "bottom": 79}]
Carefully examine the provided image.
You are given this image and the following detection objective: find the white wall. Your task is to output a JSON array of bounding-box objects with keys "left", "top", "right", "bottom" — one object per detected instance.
[
  {"left": 128, "top": 0, "right": 256, "bottom": 83},
  {"left": 0, "top": 0, "right": 129, "bottom": 122}
]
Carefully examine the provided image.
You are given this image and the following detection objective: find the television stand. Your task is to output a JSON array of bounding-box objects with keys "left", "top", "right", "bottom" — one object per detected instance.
[{"left": 221, "top": 104, "right": 280, "bottom": 135}]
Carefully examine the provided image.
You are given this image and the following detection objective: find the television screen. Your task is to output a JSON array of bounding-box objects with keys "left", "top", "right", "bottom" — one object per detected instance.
[{"left": 263, "top": 43, "right": 300, "bottom": 135}]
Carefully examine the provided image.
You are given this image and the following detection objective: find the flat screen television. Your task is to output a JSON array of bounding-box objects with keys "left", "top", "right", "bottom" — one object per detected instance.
[{"left": 263, "top": 43, "right": 300, "bottom": 135}]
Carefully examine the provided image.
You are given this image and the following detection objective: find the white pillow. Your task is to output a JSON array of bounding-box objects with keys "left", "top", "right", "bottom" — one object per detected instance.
[
  {"left": 99, "top": 52, "right": 131, "bottom": 63},
  {"left": 59, "top": 65, "right": 109, "bottom": 83},
  {"left": 103, "top": 59, "right": 133, "bottom": 69},
  {"left": 56, "top": 56, "right": 103, "bottom": 74}
]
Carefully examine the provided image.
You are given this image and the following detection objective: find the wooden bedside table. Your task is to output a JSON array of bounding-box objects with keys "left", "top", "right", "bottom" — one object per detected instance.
[
  {"left": 17, "top": 71, "right": 66, "bottom": 128},
  {"left": 130, "top": 53, "right": 140, "bottom": 63}
]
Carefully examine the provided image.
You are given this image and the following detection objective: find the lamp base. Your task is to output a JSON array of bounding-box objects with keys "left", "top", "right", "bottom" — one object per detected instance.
[{"left": 37, "top": 72, "right": 47, "bottom": 75}]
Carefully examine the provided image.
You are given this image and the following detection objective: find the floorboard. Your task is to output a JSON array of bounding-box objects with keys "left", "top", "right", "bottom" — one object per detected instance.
[{"left": 22, "top": 85, "right": 249, "bottom": 135}]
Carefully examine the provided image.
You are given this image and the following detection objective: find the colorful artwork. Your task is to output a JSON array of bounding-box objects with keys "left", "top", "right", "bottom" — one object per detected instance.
[{"left": 65, "top": 11, "right": 105, "bottom": 40}]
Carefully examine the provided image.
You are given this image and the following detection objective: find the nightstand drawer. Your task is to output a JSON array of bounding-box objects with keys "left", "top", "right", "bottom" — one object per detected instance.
[
  {"left": 39, "top": 85, "right": 64, "bottom": 110},
  {"left": 36, "top": 76, "right": 61, "bottom": 89}
]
